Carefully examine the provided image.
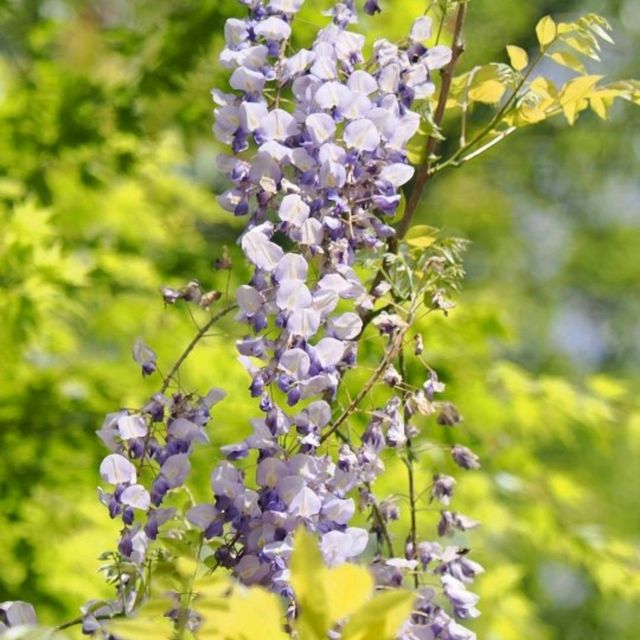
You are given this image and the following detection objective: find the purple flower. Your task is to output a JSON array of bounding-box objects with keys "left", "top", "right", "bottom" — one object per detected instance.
[
  {"left": 451, "top": 445, "right": 481, "bottom": 470},
  {"left": 132, "top": 340, "right": 157, "bottom": 376},
  {"left": 363, "top": 0, "right": 381, "bottom": 15}
]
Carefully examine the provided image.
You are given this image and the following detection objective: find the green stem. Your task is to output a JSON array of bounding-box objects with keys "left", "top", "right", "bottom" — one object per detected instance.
[
  {"left": 160, "top": 303, "right": 237, "bottom": 394},
  {"left": 175, "top": 535, "right": 204, "bottom": 640},
  {"left": 399, "top": 347, "right": 419, "bottom": 588},
  {"left": 433, "top": 51, "right": 544, "bottom": 174}
]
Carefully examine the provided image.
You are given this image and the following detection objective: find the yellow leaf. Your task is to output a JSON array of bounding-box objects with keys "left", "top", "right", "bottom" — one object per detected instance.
[
  {"left": 563, "top": 34, "right": 600, "bottom": 61},
  {"left": 560, "top": 75, "right": 603, "bottom": 105},
  {"left": 563, "top": 98, "right": 589, "bottom": 125},
  {"left": 549, "top": 51, "right": 586, "bottom": 74},
  {"left": 468, "top": 80, "right": 506, "bottom": 104},
  {"left": 590, "top": 95, "right": 608, "bottom": 119},
  {"left": 557, "top": 22, "right": 577, "bottom": 35},
  {"left": 200, "top": 585, "right": 289, "bottom": 640},
  {"left": 405, "top": 225, "right": 438, "bottom": 249},
  {"left": 290, "top": 527, "right": 329, "bottom": 639},
  {"left": 535, "top": 16, "right": 557, "bottom": 49},
  {"left": 517, "top": 105, "right": 547, "bottom": 124},
  {"left": 342, "top": 590, "right": 415, "bottom": 640},
  {"left": 322, "top": 564, "right": 374, "bottom": 624},
  {"left": 106, "top": 599, "right": 174, "bottom": 640},
  {"left": 559, "top": 74, "right": 603, "bottom": 124},
  {"left": 529, "top": 77, "right": 558, "bottom": 100},
  {"left": 506, "top": 45, "right": 528, "bottom": 71}
]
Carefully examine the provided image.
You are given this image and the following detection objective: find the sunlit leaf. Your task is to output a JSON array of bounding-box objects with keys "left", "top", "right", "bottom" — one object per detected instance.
[
  {"left": 290, "top": 527, "right": 329, "bottom": 640},
  {"left": 199, "top": 585, "right": 288, "bottom": 640},
  {"left": 341, "top": 590, "right": 414, "bottom": 640},
  {"left": 405, "top": 225, "right": 438, "bottom": 249},
  {"left": 559, "top": 74, "right": 603, "bottom": 124},
  {"left": 468, "top": 80, "right": 506, "bottom": 104},
  {"left": 589, "top": 95, "right": 609, "bottom": 119},
  {"left": 548, "top": 51, "right": 586, "bottom": 74},
  {"left": 322, "top": 563, "right": 374, "bottom": 624},
  {"left": 106, "top": 598, "right": 174, "bottom": 640},
  {"left": 562, "top": 33, "right": 601, "bottom": 61},
  {"left": 506, "top": 45, "right": 528, "bottom": 72},
  {"left": 535, "top": 16, "right": 557, "bottom": 49}
]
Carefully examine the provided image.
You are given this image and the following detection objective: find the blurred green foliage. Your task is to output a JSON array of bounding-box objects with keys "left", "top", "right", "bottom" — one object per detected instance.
[{"left": 0, "top": 0, "right": 638, "bottom": 639}]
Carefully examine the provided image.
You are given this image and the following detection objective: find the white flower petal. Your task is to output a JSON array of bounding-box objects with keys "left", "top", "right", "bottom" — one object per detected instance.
[
  {"left": 305, "top": 113, "right": 336, "bottom": 145},
  {"left": 117, "top": 414, "right": 147, "bottom": 440},
  {"left": 313, "top": 337, "right": 345, "bottom": 368},
  {"left": 121, "top": 484, "right": 151, "bottom": 510},
  {"left": 254, "top": 17, "right": 291, "bottom": 41},
  {"left": 241, "top": 230, "right": 284, "bottom": 272},
  {"left": 344, "top": 119, "right": 380, "bottom": 152},
  {"left": 410, "top": 16, "right": 433, "bottom": 42},
  {"left": 347, "top": 70, "right": 378, "bottom": 95},
  {"left": 379, "top": 163, "right": 415, "bottom": 187},
  {"left": 278, "top": 194, "right": 310, "bottom": 225},
  {"left": 327, "top": 312, "right": 362, "bottom": 339},
  {"left": 100, "top": 454, "right": 137, "bottom": 485}
]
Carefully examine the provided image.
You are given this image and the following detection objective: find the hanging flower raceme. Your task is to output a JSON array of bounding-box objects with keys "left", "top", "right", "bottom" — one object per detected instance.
[
  {"left": 78, "top": 1, "right": 482, "bottom": 638},
  {"left": 184, "top": 2, "right": 483, "bottom": 638}
]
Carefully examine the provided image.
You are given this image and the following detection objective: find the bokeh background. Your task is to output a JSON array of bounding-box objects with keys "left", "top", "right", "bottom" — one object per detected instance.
[{"left": 0, "top": 0, "right": 638, "bottom": 638}]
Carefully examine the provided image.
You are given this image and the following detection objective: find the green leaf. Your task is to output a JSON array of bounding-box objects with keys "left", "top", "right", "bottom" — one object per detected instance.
[
  {"left": 341, "top": 590, "right": 415, "bottom": 640},
  {"left": 506, "top": 45, "right": 529, "bottom": 72},
  {"left": 536, "top": 16, "right": 557, "bottom": 49}
]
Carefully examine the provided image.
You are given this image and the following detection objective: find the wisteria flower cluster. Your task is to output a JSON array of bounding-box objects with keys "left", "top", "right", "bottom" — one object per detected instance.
[
  {"left": 3, "top": 2, "right": 488, "bottom": 639},
  {"left": 198, "top": 1, "right": 480, "bottom": 638},
  {"left": 3, "top": 1, "right": 635, "bottom": 638}
]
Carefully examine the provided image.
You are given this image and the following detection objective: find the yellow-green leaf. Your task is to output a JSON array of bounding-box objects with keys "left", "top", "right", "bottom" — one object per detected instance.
[
  {"left": 322, "top": 563, "right": 374, "bottom": 624},
  {"left": 563, "top": 34, "right": 601, "bottom": 61},
  {"left": 560, "top": 75, "right": 603, "bottom": 105},
  {"left": 535, "top": 16, "right": 557, "bottom": 49},
  {"left": 589, "top": 95, "right": 609, "bottom": 120},
  {"left": 290, "top": 527, "right": 329, "bottom": 640},
  {"left": 506, "top": 45, "right": 529, "bottom": 71},
  {"left": 342, "top": 590, "right": 415, "bottom": 640},
  {"left": 199, "top": 585, "right": 289, "bottom": 640},
  {"left": 468, "top": 79, "right": 506, "bottom": 104},
  {"left": 548, "top": 51, "right": 586, "bottom": 74},
  {"left": 406, "top": 225, "right": 438, "bottom": 249},
  {"left": 106, "top": 599, "right": 174, "bottom": 640},
  {"left": 516, "top": 104, "right": 548, "bottom": 124}
]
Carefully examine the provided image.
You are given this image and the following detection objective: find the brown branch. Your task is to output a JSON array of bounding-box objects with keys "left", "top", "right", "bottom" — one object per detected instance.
[
  {"left": 359, "top": 2, "right": 469, "bottom": 332},
  {"left": 395, "top": 0, "right": 468, "bottom": 241}
]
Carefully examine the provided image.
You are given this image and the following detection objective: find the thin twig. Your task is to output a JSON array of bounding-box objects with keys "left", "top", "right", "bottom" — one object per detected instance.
[
  {"left": 319, "top": 326, "right": 408, "bottom": 444},
  {"left": 160, "top": 303, "right": 237, "bottom": 394},
  {"left": 399, "top": 347, "right": 419, "bottom": 588},
  {"left": 368, "top": 486, "right": 396, "bottom": 558},
  {"left": 176, "top": 535, "right": 204, "bottom": 639},
  {"left": 434, "top": 51, "right": 543, "bottom": 174}
]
